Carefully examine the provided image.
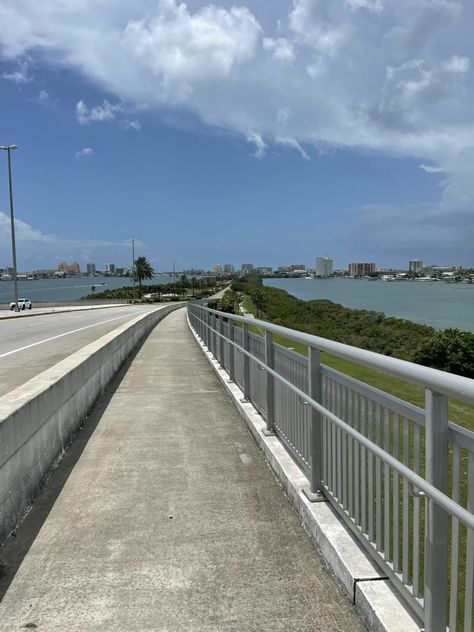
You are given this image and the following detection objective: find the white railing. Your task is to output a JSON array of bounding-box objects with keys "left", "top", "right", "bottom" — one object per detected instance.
[{"left": 187, "top": 302, "right": 474, "bottom": 632}]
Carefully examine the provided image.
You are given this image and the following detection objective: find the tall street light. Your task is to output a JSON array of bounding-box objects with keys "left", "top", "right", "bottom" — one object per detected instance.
[
  {"left": 0, "top": 145, "right": 19, "bottom": 312},
  {"left": 131, "top": 238, "right": 136, "bottom": 302}
]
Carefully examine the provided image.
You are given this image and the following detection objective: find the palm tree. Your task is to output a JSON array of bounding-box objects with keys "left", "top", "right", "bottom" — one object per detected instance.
[{"left": 134, "top": 256, "right": 155, "bottom": 293}]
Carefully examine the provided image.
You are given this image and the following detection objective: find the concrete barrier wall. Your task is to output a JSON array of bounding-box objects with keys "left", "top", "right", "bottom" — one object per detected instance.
[{"left": 0, "top": 304, "right": 182, "bottom": 545}]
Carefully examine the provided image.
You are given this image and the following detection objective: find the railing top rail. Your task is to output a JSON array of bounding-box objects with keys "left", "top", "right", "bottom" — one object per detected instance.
[{"left": 189, "top": 303, "right": 474, "bottom": 406}]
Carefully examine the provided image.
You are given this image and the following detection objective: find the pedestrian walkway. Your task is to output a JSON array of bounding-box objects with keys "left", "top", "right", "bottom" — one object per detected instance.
[{"left": 0, "top": 309, "right": 364, "bottom": 631}]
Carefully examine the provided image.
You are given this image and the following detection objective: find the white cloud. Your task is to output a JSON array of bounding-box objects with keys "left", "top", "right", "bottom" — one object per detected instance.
[
  {"left": 76, "top": 99, "right": 123, "bottom": 125},
  {"left": 0, "top": 211, "right": 143, "bottom": 267},
  {"left": 246, "top": 131, "right": 267, "bottom": 158},
  {"left": 38, "top": 89, "right": 49, "bottom": 103},
  {"left": 121, "top": 119, "right": 141, "bottom": 131},
  {"left": 121, "top": 0, "right": 261, "bottom": 103},
  {"left": 276, "top": 136, "right": 310, "bottom": 160},
  {"left": 2, "top": 58, "right": 32, "bottom": 84},
  {"left": 345, "top": 0, "right": 383, "bottom": 12},
  {"left": 419, "top": 163, "right": 445, "bottom": 173},
  {"left": 75, "top": 147, "right": 94, "bottom": 159},
  {"left": 0, "top": 0, "right": 473, "bottom": 259},
  {"left": 263, "top": 37, "right": 294, "bottom": 62}
]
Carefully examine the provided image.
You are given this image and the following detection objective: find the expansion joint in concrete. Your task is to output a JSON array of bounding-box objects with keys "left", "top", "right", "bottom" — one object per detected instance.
[{"left": 352, "top": 576, "right": 389, "bottom": 606}]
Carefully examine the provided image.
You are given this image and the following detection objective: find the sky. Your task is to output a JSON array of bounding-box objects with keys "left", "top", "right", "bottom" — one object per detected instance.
[{"left": 0, "top": 0, "right": 473, "bottom": 272}]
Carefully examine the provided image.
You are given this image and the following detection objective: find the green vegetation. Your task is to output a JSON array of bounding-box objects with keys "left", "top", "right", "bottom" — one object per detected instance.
[
  {"left": 85, "top": 275, "right": 229, "bottom": 302},
  {"left": 230, "top": 275, "right": 435, "bottom": 361},
  {"left": 221, "top": 275, "right": 474, "bottom": 431},
  {"left": 414, "top": 328, "right": 474, "bottom": 378},
  {"left": 133, "top": 256, "right": 154, "bottom": 290}
]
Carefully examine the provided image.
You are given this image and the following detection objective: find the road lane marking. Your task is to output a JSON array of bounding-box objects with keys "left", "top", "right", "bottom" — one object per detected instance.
[{"left": 0, "top": 312, "right": 139, "bottom": 360}]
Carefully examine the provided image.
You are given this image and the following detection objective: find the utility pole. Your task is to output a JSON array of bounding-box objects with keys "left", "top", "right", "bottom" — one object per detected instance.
[
  {"left": 131, "top": 239, "right": 136, "bottom": 302},
  {"left": 1, "top": 145, "right": 19, "bottom": 311}
]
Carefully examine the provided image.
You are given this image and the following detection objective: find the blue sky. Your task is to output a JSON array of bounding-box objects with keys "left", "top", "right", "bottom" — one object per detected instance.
[{"left": 0, "top": 0, "right": 473, "bottom": 272}]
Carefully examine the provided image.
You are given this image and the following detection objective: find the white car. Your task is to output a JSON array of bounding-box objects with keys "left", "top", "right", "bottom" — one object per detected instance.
[{"left": 10, "top": 298, "right": 32, "bottom": 311}]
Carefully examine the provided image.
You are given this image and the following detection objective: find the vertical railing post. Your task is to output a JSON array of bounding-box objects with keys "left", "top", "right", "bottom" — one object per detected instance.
[
  {"left": 219, "top": 316, "right": 224, "bottom": 367},
  {"left": 303, "top": 347, "right": 325, "bottom": 502},
  {"left": 424, "top": 389, "right": 449, "bottom": 632},
  {"left": 228, "top": 320, "right": 235, "bottom": 383},
  {"left": 263, "top": 331, "right": 275, "bottom": 435},
  {"left": 206, "top": 311, "right": 211, "bottom": 350},
  {"left": 242, "top": 322, "right": 250, "bottom": 402},
  {"left": 212, "top": 313, "right": 217, "bottom": 357}
]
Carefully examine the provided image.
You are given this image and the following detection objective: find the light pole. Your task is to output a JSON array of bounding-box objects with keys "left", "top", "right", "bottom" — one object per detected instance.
[
  {"left": 131, "top": 238, "right": 136, "bottom": 302},
  {"left": 0, "top": 145, "right": 19, "bottom": 311}
]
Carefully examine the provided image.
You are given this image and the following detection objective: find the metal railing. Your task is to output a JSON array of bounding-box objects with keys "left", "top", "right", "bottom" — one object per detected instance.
[{"left": 187, "top": 303, "right": 474, "bottom": 632}]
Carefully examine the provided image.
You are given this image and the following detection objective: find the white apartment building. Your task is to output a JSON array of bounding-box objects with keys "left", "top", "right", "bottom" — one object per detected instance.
[{"left": 316, "top": 256, "right": 333, "bottom": 277}]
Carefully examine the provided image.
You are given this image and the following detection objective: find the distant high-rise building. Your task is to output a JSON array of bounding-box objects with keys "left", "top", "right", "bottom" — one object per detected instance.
[
  {"left": 348, "top": 262, "right": 376, "bottom": 277},
  {"left": 86, "top": 263, "right": 96, "bottom": 274},
  {"left": 212, "top": 264, "right": 223, "bottom": 275},
  {"left": 289, "top": 264, "right": 305, "bottom": 271},
  {"left": 69, "top": 262, "right": 81, "bottom": 276},
  {"left": 316, "top": 257, "right": 333, "bottom": 277},
  {"left": 58, "top": 261, "right": 80, "bottom": 276},
  {"left": 409, "top": 260, "right": 423, "bottom": 273},
  {"left": 241, "top": 263, "right": 254, "bottom": 275},
  {"left": 223, "top": 264, "right": 235, "bottom": 275},
  {"left": 105, "top": 263, "right": 116, "bottom": 274}
]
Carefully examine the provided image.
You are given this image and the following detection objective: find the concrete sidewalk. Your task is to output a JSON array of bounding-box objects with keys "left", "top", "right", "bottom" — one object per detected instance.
[{"left": 0, "top": 309, "right": 364, "bottom": 631}]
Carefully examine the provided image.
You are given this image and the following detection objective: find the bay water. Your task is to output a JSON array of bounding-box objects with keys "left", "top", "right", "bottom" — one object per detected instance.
[
  {"left": 263, "top": 278, "right": 474, "bottom": 333},
  {"left": 0, "top": 274, "right": 175, "bottom": 304}
]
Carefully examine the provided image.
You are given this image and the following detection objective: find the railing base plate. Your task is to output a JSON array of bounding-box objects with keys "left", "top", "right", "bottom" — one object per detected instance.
[
  {"left": 262, "top": 428, "right": 276, "bottom": 437},
  {"left": 302, "top": 488, "right": 328, "bottom": 503}
]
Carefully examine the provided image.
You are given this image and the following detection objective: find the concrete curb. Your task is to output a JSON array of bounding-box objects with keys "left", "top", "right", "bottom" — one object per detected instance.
[
  {"left": 0, "top": 303, "right": 129, "bottom": 321},
  {"left": 0, "top": 304, "right": 183, "bottom": 546},
  {"left": 187, "top": 318, "right": 421, "bottom": 632}
]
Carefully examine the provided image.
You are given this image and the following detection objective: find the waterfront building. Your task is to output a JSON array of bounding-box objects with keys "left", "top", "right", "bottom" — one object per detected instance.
[
  {"left": 223, "top": 264, "right": 234, "bottom": 275},
  {"left": 86, "top": 263, "right": 96, "bottom": 274},
  {"left": 255, "top": 266, "right": 273, "bottom": 275},
  {"left": 212, "top": 264, "right": 223, "bottom": 275},
  {"left": 183, "top": 268, "right": 205, "bottom": 276},
  {"left": 316, "top": 257, "right": 333, "bottom": 277},
  {"left": 348, "top": 262, "right": 376, "bottom": 277},
  {"left": 58, "top": 261, "right": 80, "bottom": 276},
  {"left": 241, "top": 263, "right": 254, "bottom": 275},
  {"left": 105, "top": 263, "right": 116, "bottom": 275},
  {"left": 289, "top": 264, "right": 305, "bottom": 271},
  {"left": 409, "top": 260, "right": 423, "bottom": 273}
]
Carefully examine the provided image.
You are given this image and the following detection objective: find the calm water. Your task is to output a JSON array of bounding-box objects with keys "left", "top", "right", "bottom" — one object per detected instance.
[
  {"left": 0, "top": 275, "right": 175, "bottom": 304},
  {"left": 263, "top": 278, "right": 474, "bottom": 332}
]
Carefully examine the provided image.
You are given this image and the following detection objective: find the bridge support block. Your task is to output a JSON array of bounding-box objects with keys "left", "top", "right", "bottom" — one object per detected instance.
[{"left": 262, "top": 428, "right": 276, "bottom": 437}]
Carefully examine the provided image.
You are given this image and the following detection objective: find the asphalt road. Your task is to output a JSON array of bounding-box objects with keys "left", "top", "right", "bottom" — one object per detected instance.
[{"left": 0, "top": 305, "right": 163, "bottom": 397}]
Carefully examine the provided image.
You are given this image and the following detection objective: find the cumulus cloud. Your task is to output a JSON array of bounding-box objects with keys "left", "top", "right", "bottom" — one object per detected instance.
[
  {"left": 419, "top": 163, "right": 445, "bottom": 173},
  {"left": 120, "top": 119, "right": 141, "bottom": 131},
  {"left": 38, "top": 89, "right": 49, "bottom": 103},
  {"left": 263, "top": 37, "right": 295, "bottom": 62},
  {"left": 76, "top": 100, "right": 122, "bottom": 125},
  {"left": 0, "top": 0, "right": 473, "bottom": 258},
  {"left": 246, "top": 131, "right": 267, "bottom": 158},
  {"left": 2, "top": 58, "right": 32, "bottom": 84},
  {"left": 75, "top": 147, "right": 94, "bottom": 159},
  {"left": 0, "top": 211, "right": 143, "bottom": 268},
  {"left": 276, "top": 136, "right": 310, "bottom": 160}
]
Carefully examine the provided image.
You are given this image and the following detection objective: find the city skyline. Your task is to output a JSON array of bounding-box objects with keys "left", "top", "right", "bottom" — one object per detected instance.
[{"left": 0, "top": 1, "right": 473, "bottom": 270}]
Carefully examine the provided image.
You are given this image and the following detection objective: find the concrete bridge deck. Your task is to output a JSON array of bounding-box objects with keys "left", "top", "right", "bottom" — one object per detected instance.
[{"left": 0, "top": 308, "right": 364, "bottom": 631}]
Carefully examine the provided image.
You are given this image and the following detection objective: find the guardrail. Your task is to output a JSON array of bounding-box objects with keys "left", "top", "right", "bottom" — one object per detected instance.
[{"left": 187, "top": 302, "right": 474, "bottom": 632}]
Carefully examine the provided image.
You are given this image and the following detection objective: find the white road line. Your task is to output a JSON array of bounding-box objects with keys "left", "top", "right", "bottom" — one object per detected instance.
[{"left": 0, "top": 312, "right": 137, "bottom": 360}]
